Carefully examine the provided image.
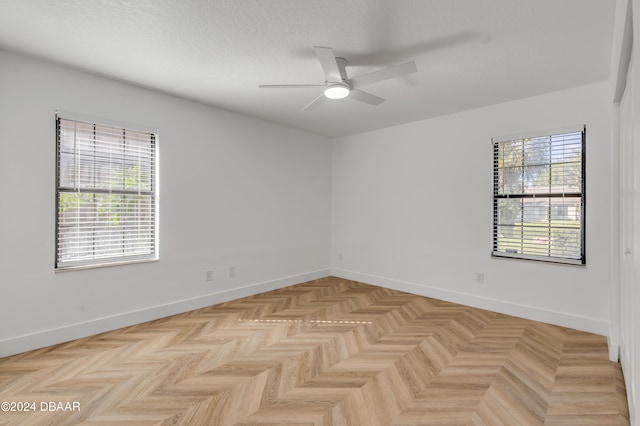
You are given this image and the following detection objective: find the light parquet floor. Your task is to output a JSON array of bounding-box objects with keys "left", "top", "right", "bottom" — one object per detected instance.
[{"left": 0, "top": 277, "right": 630, "bottom": 425}]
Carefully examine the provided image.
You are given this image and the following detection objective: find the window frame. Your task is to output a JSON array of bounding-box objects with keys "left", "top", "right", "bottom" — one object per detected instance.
[
  {"left": 491, "top": 126, "right": 586, "bottom": 265},
  {"left": 55, "top": 112, "right": 159, "bottom": 271}
]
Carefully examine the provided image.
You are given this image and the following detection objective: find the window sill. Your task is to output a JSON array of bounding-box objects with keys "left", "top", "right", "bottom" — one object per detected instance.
[
  {"left": 55, "top": 257, "right": 159, "bottom": 272},
  {"left": 491, "top": 252, "right": 585, "bottom": 266}
]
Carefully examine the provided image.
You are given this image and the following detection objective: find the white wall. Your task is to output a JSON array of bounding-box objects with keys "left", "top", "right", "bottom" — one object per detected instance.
[
  {"left": 0, "top": 50, "right": 332, "bottom": 357},
  {"left": 331, "top": 82, "right": 614, "bottom": 336}
]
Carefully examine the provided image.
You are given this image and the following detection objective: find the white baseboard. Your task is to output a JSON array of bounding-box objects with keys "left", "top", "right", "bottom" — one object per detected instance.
[
  {"left": 331, "top": 268, "right": 610, "bottom": 337},
  {"left": 2, "top": 268, "right": 612, "bottom": 359},
  {"left": 607, "top": 325, "right": 620, "bottom": 362},
  {"left": 0, "top": 269, "right": 330, "bottom": 358}
]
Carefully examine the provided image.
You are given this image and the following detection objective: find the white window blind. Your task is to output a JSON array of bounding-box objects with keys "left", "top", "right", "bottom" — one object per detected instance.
[
  {"left": 56, "top": 116, "right": 157, "bottom": 269},
  {"left": 492, "top": 127, "right": 585, "bottom": 265}
]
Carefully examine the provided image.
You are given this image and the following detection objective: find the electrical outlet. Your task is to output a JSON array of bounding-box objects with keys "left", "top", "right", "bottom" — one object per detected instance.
[
  {"left": 475, "top": 272, "right": 485, "bottom": 284},
  {"left": 338, "top": 252, "right": 343, "bottom": 261},
  {"left": 229, "top": 266, "right": 236, "bottom": 278},
  {"left": 205, "top": 270, "right": 213, "bottom": 282}
]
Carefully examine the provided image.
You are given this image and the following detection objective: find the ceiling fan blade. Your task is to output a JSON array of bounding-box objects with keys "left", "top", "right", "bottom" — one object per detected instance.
[
  {"left": 314, "top": 46, "right": 343, "bottom": 83},
  {"left": 349, "top": 89, "right": 385, "bottom": 106},
  {"left": 350, "top": 61, "right": 417, "bottom": 87},
  {"left": 302, "top": 93, "right": 327, "bottom": 111},
  {"left": 259, "top": 84, "right": 324, "bottom": 89}
]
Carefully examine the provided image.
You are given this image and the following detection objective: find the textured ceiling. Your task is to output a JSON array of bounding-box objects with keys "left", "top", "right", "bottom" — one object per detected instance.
[{"left": 0, "top": 0, "right": 616, "bottom": 138}]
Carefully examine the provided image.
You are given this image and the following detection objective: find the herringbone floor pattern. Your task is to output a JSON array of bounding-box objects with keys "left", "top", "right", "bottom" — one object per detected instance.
[{"left": 0, "top": 277, "right": 629, "bottom": 425}]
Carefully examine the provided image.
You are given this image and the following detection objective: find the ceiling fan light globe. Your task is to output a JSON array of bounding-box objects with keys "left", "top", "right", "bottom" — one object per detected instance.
[{"left": 324, "top": 84, "right": 350, "bottom": 99}]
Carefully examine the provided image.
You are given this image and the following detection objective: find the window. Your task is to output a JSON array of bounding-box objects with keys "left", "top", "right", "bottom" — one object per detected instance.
[
  {"left": 56, "top": 114, "right": 157, "bottom": 269},
  {"left": 492, "top": 127, "right": 585, "bottom": 265}
]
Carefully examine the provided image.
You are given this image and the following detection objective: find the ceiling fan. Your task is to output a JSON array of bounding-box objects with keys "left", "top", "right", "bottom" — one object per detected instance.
[{"left": 259, "top": 46, "right": 418, "bottom": 111}]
